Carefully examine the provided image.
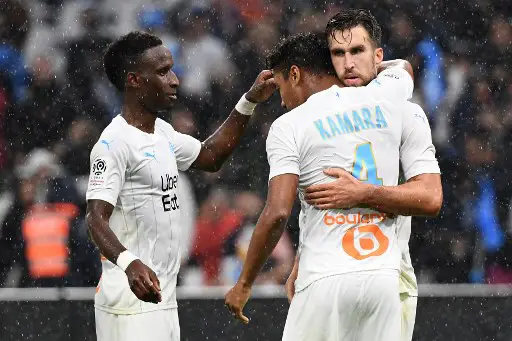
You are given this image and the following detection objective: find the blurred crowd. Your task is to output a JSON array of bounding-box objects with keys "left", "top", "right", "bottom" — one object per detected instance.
[{"left": 0, "top": 0, "right": 511, "bottom": 288}]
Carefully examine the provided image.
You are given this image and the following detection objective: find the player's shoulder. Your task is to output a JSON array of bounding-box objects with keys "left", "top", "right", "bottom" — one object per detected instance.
[
  {"left": 369, "top": 67, "right": 414, "bottom": 98},
  {"left": 92, "top": 116, "right": 130, "bottom": 155},
  {"left": 403, "top": 101, "right": 428, "bottom": 120},
  {"left": 155, "top": 117, "right": 176, "bottom": 133},
  {"left": 403, "top": 101, "right": 423, "bottom": 111},
  {"left": 98, "top": 115, "right": 127, "bottom": 138},
  {"left": 269, "top": 115, "right": 292, "bottom": 138},
  {"left": 376, "top": 66, "right": 412, "bottom": 82}
]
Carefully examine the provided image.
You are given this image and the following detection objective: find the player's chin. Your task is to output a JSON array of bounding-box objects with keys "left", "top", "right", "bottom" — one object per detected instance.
[
  {"left": 343, "top": 78, "right": 363, "bottom": 87},
  {"left": 163, "top": 97, "right": 177, "bottom": 108}
]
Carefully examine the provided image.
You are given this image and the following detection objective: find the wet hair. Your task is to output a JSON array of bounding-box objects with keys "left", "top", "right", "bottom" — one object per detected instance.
[
  {"left": 326, "top": 9, "right": 382, "bottom": 47},
  {"left": 266, "top": 32, "right": 336, "bottom": 79},
  {"left": 103, "top": 31, "right": 162, "bottom": 91}
]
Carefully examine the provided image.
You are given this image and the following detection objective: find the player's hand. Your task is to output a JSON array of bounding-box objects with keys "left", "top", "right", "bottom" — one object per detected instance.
[
  {"left": 125, "top": 259, "right": 162, "bottom": 304},
  {"left": 224, "top": 283, "right": 251, "bottom": 324},
  {"left": 245, "top": 70, "right": 278, "bottom": 104},
  {"left": 285, "top": 268, "right": 297, "bottom": 303},
  {"left": 304, "top": 168, "right": 369, "bottom": 209}
]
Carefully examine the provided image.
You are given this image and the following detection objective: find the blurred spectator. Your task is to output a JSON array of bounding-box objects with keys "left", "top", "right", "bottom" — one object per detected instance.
[
  {"left": 7, "top": 56, "right": 77, "bottom": 164},
  {"left": 488, "top": 15, "right": 512, "bottom": 66},
  {"left": 0, "top": 0, "right": 30, "bottom": 104},
  {"left": 57, "top": 117, "right": 100, "bottom": 178},
  {"left": 60, "top": 7, "right": 118, "bottom": 125},
  {"left": 231, "top": 191, "right": 294, "bottom": 285},
  {"left": 137, "top": 6, "right": 184, "bottom": 78},
  {"left": 0, "top": 0, "right": 30, "bottom": 171},
  {"left": 0, "top": 148, "right": 99, "bottom": 287},
  {"left": 233, "top": 19, "right": 280, "bottom": 86},
  {"left": 177, "top": 6, "right": 239, "bottom": 131},
  {"left": 190, "top": 188, "right": 244, "bottom": 285},
  {"left": 0, "top": 178, "right": 29, "bottom": 287}
]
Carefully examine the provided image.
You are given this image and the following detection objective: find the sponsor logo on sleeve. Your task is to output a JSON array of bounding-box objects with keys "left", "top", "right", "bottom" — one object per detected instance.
[
  {"left": 414, "top": 112, "right": 427, "bottom": 123},
  {"left": 383, "top": 73, "right": 400, "bottom": 80},
  {"left": 89, "top": 158, "right": 107, "bottom": 187}
]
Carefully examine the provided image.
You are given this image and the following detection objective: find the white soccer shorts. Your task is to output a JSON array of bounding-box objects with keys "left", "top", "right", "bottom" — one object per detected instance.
[
  {"left": 95, "top": 308, "right": 180, "bottom": 341},
  {"left": 400, "top": 294, "right": 418, "bottom": 341},
  {"left": 282, "top": 270, "right": 400, "bottom": 341}
]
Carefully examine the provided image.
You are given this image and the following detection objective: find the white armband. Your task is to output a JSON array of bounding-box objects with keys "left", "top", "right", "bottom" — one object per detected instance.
[
  {"left": 116, "top": 250, "right": 139, "bottom": 271},
  {"left": 235, "top": 93, "right": 258, "bottom": 116}
]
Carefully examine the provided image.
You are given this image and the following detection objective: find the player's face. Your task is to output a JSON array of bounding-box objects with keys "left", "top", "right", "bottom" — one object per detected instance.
[
  {"left": 136, "top": 45, "right": 179, "bottom": 113},
  {"left": 274, "top": 71, "right": 303, "bottom": 111},
  {"left": 328, "top": 25, "right": 383, "bottom": 87}
]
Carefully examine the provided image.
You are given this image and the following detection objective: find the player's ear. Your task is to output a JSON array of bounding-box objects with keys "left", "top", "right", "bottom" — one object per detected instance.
[
  {"left": 374, "top": 47, "right": 384, "bottom": 65},
  {"left": 126, "top": 71, "right": 140, "bottom": 89},
  {"left": 290, "top": 65, "right": 301, "bottom": 86}
]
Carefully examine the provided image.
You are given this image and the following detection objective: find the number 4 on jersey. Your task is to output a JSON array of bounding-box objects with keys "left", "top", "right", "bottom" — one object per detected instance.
[{"left": 352, "top": 143, "right": 383, "bottom": 185}]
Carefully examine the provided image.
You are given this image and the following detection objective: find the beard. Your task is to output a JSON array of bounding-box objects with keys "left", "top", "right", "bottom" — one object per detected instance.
[{"left": 342, "top": 61, "right": 378, "bottom": 87}]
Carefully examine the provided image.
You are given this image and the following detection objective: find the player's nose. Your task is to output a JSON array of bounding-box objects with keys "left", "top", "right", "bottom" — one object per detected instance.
[
  {"left": 169, "top": 70, "right": 179, "bottom": 88},
  {"left": 345, "top": 53, "right": 355, "bottom": 69}
]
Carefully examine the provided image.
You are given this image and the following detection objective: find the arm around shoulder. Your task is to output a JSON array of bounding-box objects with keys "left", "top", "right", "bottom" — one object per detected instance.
[{"left": 378, "top": 59, "right": 414, "bottom": 80}]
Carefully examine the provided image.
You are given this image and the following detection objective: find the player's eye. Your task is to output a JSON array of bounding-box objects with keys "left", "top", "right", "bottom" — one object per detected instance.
[{"left": 158, "top": 68, "right": 170, "bottom": 76}]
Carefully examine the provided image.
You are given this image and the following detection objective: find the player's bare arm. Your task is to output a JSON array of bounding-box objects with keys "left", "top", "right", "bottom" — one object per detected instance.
[
  {"left": 86, "top": 199, "right": 162, "bottom": 303},
  {"left": 378, "top": 59, "right": 414, "bottom": 80},
  {"left": 304, "top": 169, "right": 442, "bottom": 216},
  {"left": 224, "top": 174, "right": 299, "bottom": 324},
  {"left": 285, "top": 254, "right": 299, "bottom": 303},
  {"left": 191, "top": 70, "right": 277, "bottom": 172}
]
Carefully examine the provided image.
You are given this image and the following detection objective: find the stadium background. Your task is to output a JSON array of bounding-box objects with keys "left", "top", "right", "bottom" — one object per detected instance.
[{"left": 0, "top": 0, "right": 511, "bottom": 339}]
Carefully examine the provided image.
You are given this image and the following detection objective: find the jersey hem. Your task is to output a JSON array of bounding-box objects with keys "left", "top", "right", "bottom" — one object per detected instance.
[
  {"left": 86, "top": 193, "right": 117, "bottom": 207},
  {"left": 268, "top": 169, "right": 300, "bottom": 181},
  {"left": 404, "top": 166, "right": 441, "bottom": 181},
  {"left": 94, "top": 302, "right": 178, "bottom": 315}
]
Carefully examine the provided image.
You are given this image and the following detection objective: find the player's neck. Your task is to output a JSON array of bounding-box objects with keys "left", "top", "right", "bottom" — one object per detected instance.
[
  {"left": 305, "top": 75, "right": 341, "bottom": 99},
  {"left": 121, "top": 97, "right": 157, "bottom": 134}
]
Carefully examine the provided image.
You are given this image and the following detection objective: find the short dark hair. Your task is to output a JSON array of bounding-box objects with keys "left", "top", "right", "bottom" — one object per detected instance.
[
  {"left": 103, "top": 31, "right": 162, "bottom": 91},
  {"left": 326, "top": 9, "right": 382, "bottom": 47},
  {"left": 266, "top": 32, "right": 335, "bottom": 79}
]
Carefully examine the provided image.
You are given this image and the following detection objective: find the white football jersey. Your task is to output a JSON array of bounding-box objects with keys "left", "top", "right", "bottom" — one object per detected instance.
[
  {"left": 86, "top": 115, "right": 201, "bottom": 314},
  {"left": 266, "top": 68, "right": 440, "bottom": 292}
]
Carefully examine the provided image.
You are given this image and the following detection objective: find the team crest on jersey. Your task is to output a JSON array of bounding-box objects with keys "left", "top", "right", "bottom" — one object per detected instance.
[{"left": 89, "top": 158, "right": 107, "bottom": 187}]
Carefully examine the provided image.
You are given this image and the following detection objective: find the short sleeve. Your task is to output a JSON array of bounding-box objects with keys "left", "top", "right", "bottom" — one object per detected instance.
[
  {"left": 368, "top": 67, "right": 414, "bottom": 101},
  {"left": 86, "top": 138, "right": 129, "bottom": 206},
  {"left": 266, "top": 120, "right": 300, "bottom": 180},
  {"left": 172, "top": 130, "right": 202, "bottom": 171},
  {"left": 400, "top": 103, "right": 441, "bottom": 180}
]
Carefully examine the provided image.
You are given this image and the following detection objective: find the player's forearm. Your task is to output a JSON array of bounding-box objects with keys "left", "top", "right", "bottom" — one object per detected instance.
[
  {"left": 238, "top": 209, "right": 288, "bottom": 288},
  {"left": 292, "top": 254, "right": 299, "bottom": 273},
  {"left": 86, "top": 211, "right": 126, "bottom": 264},
  {"left": 361, "top": 180, "right": 442, "bottom": 217},
  {"left": 194, "top": 109, "right": 251, "bottom": 172},
  {"left": 288, "top": 254, "right": 299, "bottom": 280}
]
